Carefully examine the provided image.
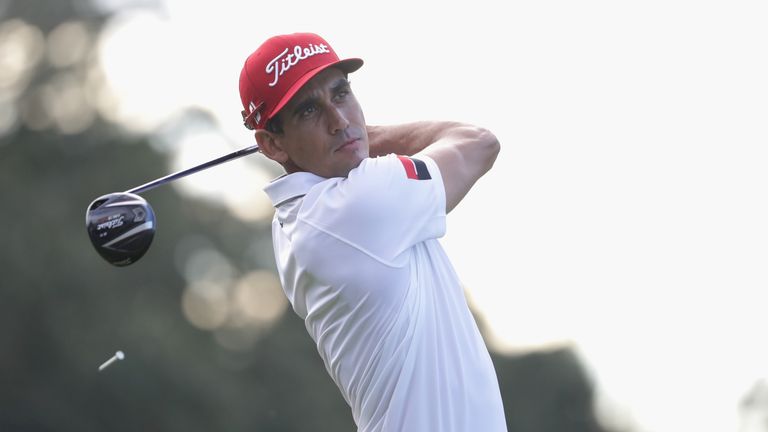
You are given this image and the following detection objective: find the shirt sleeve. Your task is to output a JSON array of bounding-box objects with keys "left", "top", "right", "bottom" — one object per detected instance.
[{"left": 299, "top": 154, "right": 446, "bottom": 264}]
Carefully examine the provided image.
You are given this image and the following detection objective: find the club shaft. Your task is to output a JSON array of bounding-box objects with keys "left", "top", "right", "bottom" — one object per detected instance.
[{"left": 125, "top": 145, "right": 260, "bottom": 195}]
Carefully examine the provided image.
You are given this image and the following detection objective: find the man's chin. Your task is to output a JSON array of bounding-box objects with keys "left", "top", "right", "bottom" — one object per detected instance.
[{"left": 334, "top": 155, "right": 366, "bottom": 178}]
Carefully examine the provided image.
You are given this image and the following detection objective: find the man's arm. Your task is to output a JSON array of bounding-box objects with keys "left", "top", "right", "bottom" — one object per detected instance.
[{"left": 366, "top": 122, "right": 500, "bottom": 213}]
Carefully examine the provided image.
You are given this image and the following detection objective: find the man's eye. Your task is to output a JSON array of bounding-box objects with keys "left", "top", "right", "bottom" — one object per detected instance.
[
  {"left": 300, "top": 105, "right": 317, "bottom": 117},
  {"left": 334, "top": 89, "right": 350, "bottom": 101}
]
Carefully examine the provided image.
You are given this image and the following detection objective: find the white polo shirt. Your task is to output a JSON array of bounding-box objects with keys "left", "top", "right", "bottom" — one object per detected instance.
[{"left": 264, "top": 154, "right": 507, "bottom": 432}]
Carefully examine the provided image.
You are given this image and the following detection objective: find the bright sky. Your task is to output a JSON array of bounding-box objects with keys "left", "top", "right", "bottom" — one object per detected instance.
[{"left": 91, "top": 0, "right": 768, "bottom": 431}]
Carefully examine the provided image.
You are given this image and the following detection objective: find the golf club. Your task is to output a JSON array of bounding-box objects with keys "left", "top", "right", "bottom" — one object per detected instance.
[{"left": 85, "top": 144, "right": 259, "bottom": 266}]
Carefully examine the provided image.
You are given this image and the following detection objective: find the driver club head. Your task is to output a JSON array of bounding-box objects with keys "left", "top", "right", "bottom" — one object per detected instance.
[{"left": 85, "top": 192, "right": 156, "bottom": 266}]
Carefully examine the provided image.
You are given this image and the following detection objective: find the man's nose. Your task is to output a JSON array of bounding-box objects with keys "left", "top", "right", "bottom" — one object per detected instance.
[{"left": 328, "top": 106, "right": 350, "bottom": 135}]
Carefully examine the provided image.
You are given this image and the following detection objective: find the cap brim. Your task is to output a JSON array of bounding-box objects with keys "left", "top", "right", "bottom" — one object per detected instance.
[{"left": 267, "top": 57, "right": 364, "bottom": 123}]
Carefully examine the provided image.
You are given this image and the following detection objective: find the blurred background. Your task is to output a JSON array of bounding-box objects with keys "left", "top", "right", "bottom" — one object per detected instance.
[{"left": 0, "top": 0, "right": 766, "bottom": 431}]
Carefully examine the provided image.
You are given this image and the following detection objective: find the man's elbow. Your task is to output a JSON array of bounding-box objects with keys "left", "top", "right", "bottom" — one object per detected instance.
[{"left": 476, "top": 127, "right": 500, "bottom": 172}]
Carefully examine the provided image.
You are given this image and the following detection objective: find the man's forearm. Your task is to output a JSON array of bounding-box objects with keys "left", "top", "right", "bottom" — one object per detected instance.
[
  {"left": 366, "top": 121, "right": 465, "bottom": 157},
  {"left": 368, "top": 121, "right": 500, "bottom": 213}
]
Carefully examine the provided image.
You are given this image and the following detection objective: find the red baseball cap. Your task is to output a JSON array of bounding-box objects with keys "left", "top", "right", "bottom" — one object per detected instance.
[{"left": 239, "top": 32, "right": 363, "bottom": 130}]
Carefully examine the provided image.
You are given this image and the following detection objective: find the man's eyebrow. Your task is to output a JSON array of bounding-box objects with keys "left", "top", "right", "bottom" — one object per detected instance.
[{"left": 330, "top": 77, "right": 351, "bottom": 92}]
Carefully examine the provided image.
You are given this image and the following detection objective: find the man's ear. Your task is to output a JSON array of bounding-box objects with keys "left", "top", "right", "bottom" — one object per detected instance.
[{"left": 255, "top": 130, "right": 289, "bottom": 164}]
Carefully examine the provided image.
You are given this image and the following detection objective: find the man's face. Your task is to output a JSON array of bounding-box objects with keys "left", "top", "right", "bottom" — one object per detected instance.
[{"left": 266, "top": 67, "right": 368, "bottom": 178}]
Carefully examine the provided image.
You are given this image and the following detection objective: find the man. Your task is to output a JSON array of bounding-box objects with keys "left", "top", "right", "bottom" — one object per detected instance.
[{"left": 239, "top": 32, "right": 507, "bottom": 431}]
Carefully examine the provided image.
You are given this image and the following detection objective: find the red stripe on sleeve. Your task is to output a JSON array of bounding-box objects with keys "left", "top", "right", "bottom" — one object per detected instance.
[{"left": 397, "top": 155, "right": 418, "bottom": 179}]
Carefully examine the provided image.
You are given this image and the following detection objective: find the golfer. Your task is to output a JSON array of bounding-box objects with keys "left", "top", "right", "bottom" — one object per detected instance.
[{"left": 239, "top": 32, "right": 507, "bottom": 431}]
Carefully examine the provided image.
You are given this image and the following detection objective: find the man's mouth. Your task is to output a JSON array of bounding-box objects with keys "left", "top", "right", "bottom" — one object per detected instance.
[{"left": 336, "top": 138, "right": 359, "bottom": 152}]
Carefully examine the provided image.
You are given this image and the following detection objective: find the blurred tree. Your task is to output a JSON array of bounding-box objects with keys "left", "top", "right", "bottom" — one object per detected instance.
[
  {"left": 739, "top": 379, "right": 768, "bottom": 432},
  {"left": 0, "top": 128, "right": 357, "bottom": 431},
  {"left": 493, "top": 348, "right": 607, "bottom": 432}
]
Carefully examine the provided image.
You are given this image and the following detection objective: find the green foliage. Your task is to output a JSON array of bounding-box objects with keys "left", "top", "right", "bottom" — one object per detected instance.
[{"left": 0, "top": 128, "right": 356, "bottom": 431}]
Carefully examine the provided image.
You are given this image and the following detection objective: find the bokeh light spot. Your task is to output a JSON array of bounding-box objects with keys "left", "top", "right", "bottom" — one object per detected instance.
[
  {"left": 47, "top": 20, "right": 91, "bottom": 68},
  {"left": 169, "top": 129, "right": 276, "bottom": 222},
  {"left": 0, "top": 19, "right": 45, "bottom": 97},
  {"left": 182, "top": 246, "right": 235, "bottom": 286},
  {"left": 231, "top": 270, "right": 287, "bottom": 327},
  {"left": 181, "top": 281, "right": 229, "bottom": 330},
  {"left": 42, "top": 72, "right": 95, "bottom": 134}
]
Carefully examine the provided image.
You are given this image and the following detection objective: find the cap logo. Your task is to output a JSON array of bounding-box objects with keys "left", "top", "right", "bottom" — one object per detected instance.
[
  {"left": 249, "top": 101, "right": 261, "bottom": 124},
  {"left": 265, "top": 43, "right": 331, "bottom": 87}
]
